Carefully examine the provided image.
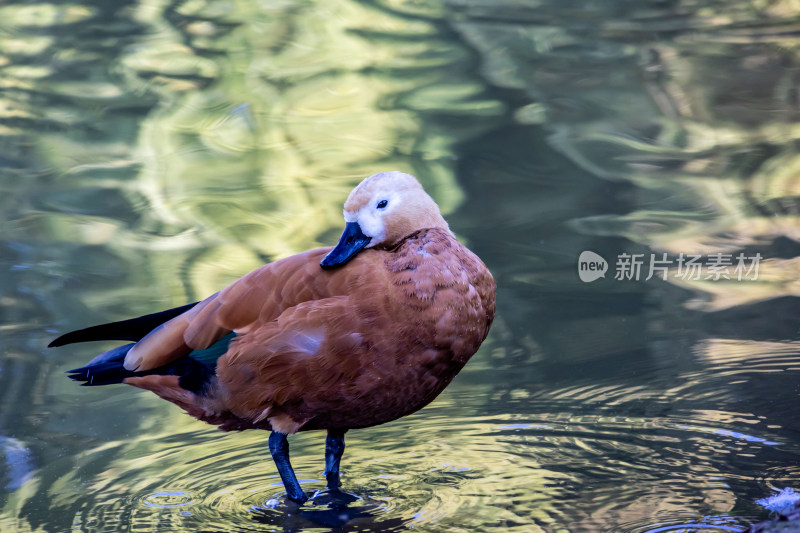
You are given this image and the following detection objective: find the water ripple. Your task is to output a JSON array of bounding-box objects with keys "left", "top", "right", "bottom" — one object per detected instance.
[{"left": 139, "top": 491, "right": 196, "bottom": 509}]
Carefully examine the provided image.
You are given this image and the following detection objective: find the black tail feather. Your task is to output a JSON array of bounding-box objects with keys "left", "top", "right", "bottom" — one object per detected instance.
[
  {"left": 66, "top": 343, "right": 137, "bottom": 385},
  {"left": 66, "top": 342, "right": 215, "bottom": 393},
  {"left": 67, "top": 361, "right": 135, "bottom": 385},
  {"left": 49, "top": 302, "right": 198, "bottom": 347}
]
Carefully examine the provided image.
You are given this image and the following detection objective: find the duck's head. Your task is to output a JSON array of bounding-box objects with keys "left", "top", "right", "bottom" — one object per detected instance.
[{"left": 321, "top": 171, "right": 450, "bottom": 269}]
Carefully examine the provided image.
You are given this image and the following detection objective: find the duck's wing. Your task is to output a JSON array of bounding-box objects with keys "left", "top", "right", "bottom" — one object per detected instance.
[
  {"left": 214, "top": 294, "right": 380, "bottom": 434},
  {"left": 123, "top": 247, "right": 352, "bottom": 372}
]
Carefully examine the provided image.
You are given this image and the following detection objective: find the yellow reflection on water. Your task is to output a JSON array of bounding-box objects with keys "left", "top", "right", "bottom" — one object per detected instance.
[{"left": 670, "top": 257, "right": 800, "bottom": 311}]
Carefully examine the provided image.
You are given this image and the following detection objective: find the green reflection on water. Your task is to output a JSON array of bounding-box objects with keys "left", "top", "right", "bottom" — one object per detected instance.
[{"left": 1, "top": 0, "right": 800, "bottom": 531}]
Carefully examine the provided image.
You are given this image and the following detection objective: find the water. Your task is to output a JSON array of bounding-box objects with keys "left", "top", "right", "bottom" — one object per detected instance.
[{"left": 1, "top": 0, "right": 799, "bottom": 531}]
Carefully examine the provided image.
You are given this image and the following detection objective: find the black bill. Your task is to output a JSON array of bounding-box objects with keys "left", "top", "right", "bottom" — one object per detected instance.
[{"left": 320, "top": 222, "right": 371, "bottom": 269}]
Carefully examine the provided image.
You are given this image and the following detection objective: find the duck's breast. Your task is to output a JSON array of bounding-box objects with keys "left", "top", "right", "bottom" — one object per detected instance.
[
  {"left": 331, "top": 229, "right": 495, "bottom": 426},
  {"left": 382, "top": 229, "right": 495, "bottom": 362}
]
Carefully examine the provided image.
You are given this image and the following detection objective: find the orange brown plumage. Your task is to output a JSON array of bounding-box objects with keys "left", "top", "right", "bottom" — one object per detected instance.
[{"left": 127, "top": 227, "right": 494, "bottom": 434}]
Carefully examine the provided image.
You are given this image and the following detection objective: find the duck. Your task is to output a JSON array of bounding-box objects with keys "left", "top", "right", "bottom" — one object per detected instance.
[{"left": 50, "top": 171, "right": 496, "bottom": 504}]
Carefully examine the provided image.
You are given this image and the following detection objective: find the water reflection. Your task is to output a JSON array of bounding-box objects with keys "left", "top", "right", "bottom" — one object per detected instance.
[
  {"left": 250, "top": 492, "right": 407, "bottom": 532},
  {"left": 1, "top": 0, "right": 800, "bottom": 531}
]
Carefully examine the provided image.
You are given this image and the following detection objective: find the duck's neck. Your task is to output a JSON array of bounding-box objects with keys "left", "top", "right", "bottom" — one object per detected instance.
[{"left": 381, "top": 227, "right": 455, "bottom": 252}]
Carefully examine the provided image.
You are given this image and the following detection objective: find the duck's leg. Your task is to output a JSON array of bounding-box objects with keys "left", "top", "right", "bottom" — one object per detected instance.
[
  {"left": 324, "top": 429, "right": 347, "bottom": 489},
  {"left": 268, "top": 431, "right": 307, "bottom": 503}
]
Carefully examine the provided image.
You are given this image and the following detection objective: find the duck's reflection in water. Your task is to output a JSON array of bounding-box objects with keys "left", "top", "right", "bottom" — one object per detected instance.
[{"left": 249, "top": 489, "right": 410, "bottom": 532}]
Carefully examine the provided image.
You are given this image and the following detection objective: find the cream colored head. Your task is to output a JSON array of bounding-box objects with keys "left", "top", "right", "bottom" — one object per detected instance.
[
  {"left": 320, "top": 171, "right": 451, "bottom": 269},
  {"left": 343, "top": 171, "right": 450, "bottom": 248}
]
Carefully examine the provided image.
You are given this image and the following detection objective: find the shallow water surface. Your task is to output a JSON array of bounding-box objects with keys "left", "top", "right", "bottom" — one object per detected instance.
[{"left": 1, "top": 0, "right": 800, "bottom": 531}]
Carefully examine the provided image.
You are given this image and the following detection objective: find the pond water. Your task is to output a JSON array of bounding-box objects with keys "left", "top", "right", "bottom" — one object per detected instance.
[{"left": 1, "top": 0, "right": 800, "bottom": 531}]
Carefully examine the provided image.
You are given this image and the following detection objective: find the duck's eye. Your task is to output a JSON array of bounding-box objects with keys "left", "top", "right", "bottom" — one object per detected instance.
[{"left": 376, "top": 199, "right": 388, "bottom": 209}]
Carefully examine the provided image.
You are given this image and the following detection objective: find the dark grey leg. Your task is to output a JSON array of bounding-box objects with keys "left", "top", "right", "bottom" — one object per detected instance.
[
  {"left": 268, "top": 431, "right": 307, "bottom": 503},
  {"left": 324, "top": 429, "right": 347, "bottom": 489}
]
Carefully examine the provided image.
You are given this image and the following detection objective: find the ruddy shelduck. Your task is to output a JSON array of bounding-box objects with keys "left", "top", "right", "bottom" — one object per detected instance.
[{"left": 51, "top": 171, "right": 496, "bottom": 503}]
